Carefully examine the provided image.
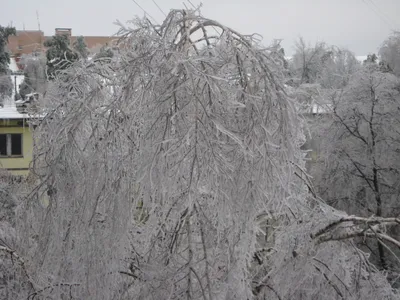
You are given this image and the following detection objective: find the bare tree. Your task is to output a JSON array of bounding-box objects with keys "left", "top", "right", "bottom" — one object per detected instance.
[
  {"left": 289, "top": 38, "right": 359, "bottom": 113},
  {"left": 290, "top": 37, "right": 333, "bottom": 85},
  {"left": 312, "top": 60, "right": 400, "bottom": 279},
  {"left": 18, "top": 53, "right": 47, "bottom": 99}
]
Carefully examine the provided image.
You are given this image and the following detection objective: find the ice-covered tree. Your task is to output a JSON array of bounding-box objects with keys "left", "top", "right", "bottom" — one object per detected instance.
[
  {"left": 290, "top": 37, "right": 333, "bottom": 85},
  {"left": 18, "top": 53, "right": 47, "bottom": 99},
  {"left": 5, "top": 10, "right": 400, "bottom": 300},
  {"left": 311, "top": 60, "right": 400, "bottom": 280},
  {"left": 379, "top": 32, "right": 400, "bottom": 76},
  {"left": 289, "top": 38, "right": 359, "bottom": 112}
]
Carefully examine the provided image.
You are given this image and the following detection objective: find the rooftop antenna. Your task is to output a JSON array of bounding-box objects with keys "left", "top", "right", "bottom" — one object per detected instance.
[{"left": 36, "top": 10, "right": 41, "bottom": 31}]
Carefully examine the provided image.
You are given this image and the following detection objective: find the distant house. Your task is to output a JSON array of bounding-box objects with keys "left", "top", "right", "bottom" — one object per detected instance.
[
  {"left": 0, "top": 71, "right": 40, "bottom": 176},
  {"left": 301, "top": 103, "right": 333, "bottom": 172},
  {"left": 7, "top": 30, "right": 45, "bottom": 59},
  {"left": 0, "top": 102, "right": 36, "bottom": 176},
  {"left": 7, "top": 28, "right": 119, "bottom": 69}
]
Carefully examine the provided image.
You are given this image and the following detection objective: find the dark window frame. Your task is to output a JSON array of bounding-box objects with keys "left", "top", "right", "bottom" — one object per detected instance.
[{"left": 0, "top": 133, "right": 23, "bottom": 157}]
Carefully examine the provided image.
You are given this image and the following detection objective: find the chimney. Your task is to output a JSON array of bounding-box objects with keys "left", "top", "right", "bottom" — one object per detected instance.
[
  {"left": 55, "top": 28, "right": 72, "bottom": 37},
  {"left": 55, "top": 28, "right": 72, "bottom": 45}
]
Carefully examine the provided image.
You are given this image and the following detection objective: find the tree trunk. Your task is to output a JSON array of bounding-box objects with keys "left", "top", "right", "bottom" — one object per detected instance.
[{"left": 373, "top": 167, "right": 387, "bottom": 269}]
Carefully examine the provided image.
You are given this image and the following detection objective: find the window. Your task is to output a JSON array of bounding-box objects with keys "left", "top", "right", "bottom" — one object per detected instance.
[{"left": 0, "top": 134, "right": 22, "bottom": 157}]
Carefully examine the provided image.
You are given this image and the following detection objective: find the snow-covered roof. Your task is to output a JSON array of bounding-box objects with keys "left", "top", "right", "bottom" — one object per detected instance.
[
  {"left": 9, "top": 58, "right": 19, "bottom": 73},
  {"left": 297, "top": 102, "right": 333, "bottom": 115},
  {"left": 311, "top": 103, "right": 332, "bottom": 114},
  {"left": 285, "top": 55, "right": 371, "bottom": 63},
  {"left": 0, "top": 98, "right": 30, "bottom": 120},
  {"left": 0, "top": 99, "right": 44, "bottom": 120}
]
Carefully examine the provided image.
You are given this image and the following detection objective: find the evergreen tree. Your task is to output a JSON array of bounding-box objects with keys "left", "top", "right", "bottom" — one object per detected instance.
[
  {"left": 44, "top": 34, "right": 78, "bottom": 79},
  {"left": 363, "top": 53, "right": 378, "bottom": 65},
  {"left": 93, "top": 45, "right": 114, "bottom": 62},
  {"left": 73, "top": 36, "right": 89, "bottom": 59},
  {"left": 0, "top": 25, "right": 16, "bottom": 74},
  {"left": 0, "top": 25, "right": 16, "bottom": 100}
]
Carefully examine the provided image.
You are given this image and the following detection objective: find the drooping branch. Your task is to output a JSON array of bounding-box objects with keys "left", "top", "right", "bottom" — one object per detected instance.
[
  {"left": 0, "top": 245, "right": 36, "bottom": 292},
  {"left": 19, "top": 8, "right": 400, "bottom": 300},
  {"left": 27, "top": 283, "right": 80, "bottom": 300},
  {"left": 313, "top": 216, "right": 400, "bottom": 249}
]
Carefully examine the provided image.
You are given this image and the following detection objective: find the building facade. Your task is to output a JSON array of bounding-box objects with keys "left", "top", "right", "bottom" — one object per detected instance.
[
  {"left": 7, "top": 28, "right": 118, "bottom": 69},
  {"left": 0, "top": 117, "right": 34, "bottom": 176},
  {"left": 3, "top": 28, "right": 117, "bottom": 175},
  {"left": 7, "top": 30, "right": 45, "bottom": 57}
]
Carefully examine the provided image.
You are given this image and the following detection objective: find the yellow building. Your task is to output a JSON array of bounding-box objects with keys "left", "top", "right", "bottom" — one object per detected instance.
[{"left": 0, "top": 109, "right": 34, "bottom": 176}]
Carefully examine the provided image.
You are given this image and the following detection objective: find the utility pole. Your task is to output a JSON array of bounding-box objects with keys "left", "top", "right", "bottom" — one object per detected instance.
[{"left": 14, "top": 75, "right": 17, "bottom": 100}]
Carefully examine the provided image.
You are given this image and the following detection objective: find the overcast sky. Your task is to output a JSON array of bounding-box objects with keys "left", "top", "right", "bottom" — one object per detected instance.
[{"left": 1, "top": 0, "right": 399, "bottom": 55}]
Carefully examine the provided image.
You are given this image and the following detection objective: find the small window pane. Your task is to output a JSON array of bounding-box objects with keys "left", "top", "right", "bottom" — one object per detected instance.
[
  {"left": 11, "top": 134, "right": 22, "bottom": 156},
  {"left": 0, "top": 135, "right": 7, "bottom": 156}
]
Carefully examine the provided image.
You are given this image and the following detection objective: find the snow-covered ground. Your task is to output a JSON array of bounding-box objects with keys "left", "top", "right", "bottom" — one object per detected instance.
[
  {"left": 6, "top": 58, "right": 24, "bottom": 100},
  {"left": 0, "top": 59, "right": 26, "bottom": 119},
  {"left": 10, "top": 74, "right": 24, "bottom": 100}
]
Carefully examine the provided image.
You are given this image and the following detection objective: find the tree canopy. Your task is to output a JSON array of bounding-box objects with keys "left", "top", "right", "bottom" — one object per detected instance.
[
  {"left": 0, "top": 25, "right": 16, "bottom": 74},
  {"left": 2, "top": 10, "right": 400, "bottom": 300},
  {"left": 0, "top": 25, "right": 16, "bottom": 101},
  {"left": 18, "top": 54, "right": 47, "bottom": 99},
  {"left": 379, "top": 32, "right": 400, "bottom": 76},
  {"left": 73, "top": 35, "right": 89, "bottom": 59},
  {"left": 44, "top": 34, "right": 78, "bottom": 79}
]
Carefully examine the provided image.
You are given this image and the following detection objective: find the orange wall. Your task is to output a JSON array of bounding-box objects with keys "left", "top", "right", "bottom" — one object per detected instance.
[
  {"left": 70, "top": 36, "right": 117, "bottom": 49},
  {"left": 8, "top": 30, "right": 45, "bottom": 56},
  {"left": 7, "top": 30, "right": 118, "bottom": 58}
]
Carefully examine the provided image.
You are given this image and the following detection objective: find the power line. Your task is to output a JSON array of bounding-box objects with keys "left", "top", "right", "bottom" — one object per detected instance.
[
  {"left": 131, "top": 0, "right": 159, "bottom": 24},
  {"left": 362, "top": 0, "right": 397, "bottom": 30},
  {"left": 151, "top": 0, "right": 167, "bottom": 18},
  {"left": 368, "top": 0, "right": 397, "bottom": 29},
  {"left": 187, "top": 0, "right": 201, "bottom": 14}
]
